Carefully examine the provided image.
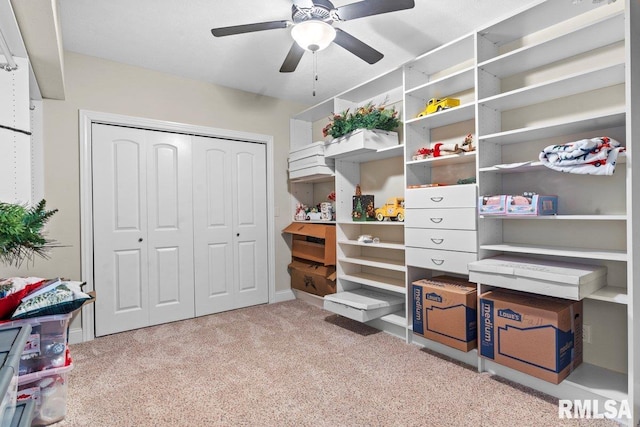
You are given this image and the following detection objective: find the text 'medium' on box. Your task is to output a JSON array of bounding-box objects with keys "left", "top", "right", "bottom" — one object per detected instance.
[
  {"left": 412, "top": 276, "right": 477, "bottom": 352},
  {"left": 479, "top": 289, "right": 583, "bottom": 384}
]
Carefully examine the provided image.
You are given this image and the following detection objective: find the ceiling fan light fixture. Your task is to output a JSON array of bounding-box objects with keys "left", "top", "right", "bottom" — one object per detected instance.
[{"left": 291, "top": 20, "right": 336, "bottom": 52}]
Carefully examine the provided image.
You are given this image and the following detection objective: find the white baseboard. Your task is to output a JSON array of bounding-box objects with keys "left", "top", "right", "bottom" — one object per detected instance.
[
  {"left": 69, "top": 327, "right": 85, "bottom": 344},
  {"left": 272, "top": 288, "right": 296, "bottom": 303}
]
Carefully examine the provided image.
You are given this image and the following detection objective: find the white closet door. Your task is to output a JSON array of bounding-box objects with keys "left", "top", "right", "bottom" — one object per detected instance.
[
  {"left": 92, "top": 124, "right": 194, "bottom": 336},
  {"left": 192, "top": 136, "right": 268, "bottom": 316},
  {"left": 146, "top": 132, "right": 195, "bottom": 326}
]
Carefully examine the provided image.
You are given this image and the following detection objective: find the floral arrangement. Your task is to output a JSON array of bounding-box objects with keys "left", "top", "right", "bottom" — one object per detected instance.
[
  {"left": 322, "top": 102, "right": 401, "bottom": 139},
  {"left": 0, "top": 199, "right": 58, "bottom": 266}
]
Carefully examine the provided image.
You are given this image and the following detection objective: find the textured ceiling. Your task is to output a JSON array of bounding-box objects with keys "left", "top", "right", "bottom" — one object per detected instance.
[{"left": 58, "top": 0, "right": 542, "bottom": 106}]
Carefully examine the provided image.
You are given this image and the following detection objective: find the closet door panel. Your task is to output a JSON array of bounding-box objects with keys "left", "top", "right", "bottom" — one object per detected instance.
[
  {"left": 92, "top": 124, "right": 150, "bottom": 337},
  {"left": 232, "top": 144, "right": 268, "bottom": 307},
  {"left": 193, "top": 138, "right": 236, "bottom": 315},
  {"left": 147, "top": 133, "right": 195, "bottom": 325}
]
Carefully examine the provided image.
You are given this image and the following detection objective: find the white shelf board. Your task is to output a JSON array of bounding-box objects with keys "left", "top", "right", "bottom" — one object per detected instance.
[
  {"left": 338, "top": 255, "right": 406, "bottom": 272},
  {"left": 480, "top": 243, "right": 627, "bottom": 261},
  {"left": 564, "top": 363, "right": 628, "bottom": 403},
  {"left": 478, "top": 11, "right": 624, "bottom": 78},
  {"left": 585, "top": 286, "right": 628, "bottom": 305},
  {"left": 380, "top": 311, "right": 407, "bottom": 327},
  {"left": 405, "top": 66, "right": 475, "bottom": 102},
  {"left": 411, "top": 334, "right": 479, "bottom": 368},
  {"left": 407, "top": 151, "right": 476, "bottom": 167},
  {"left": 477, "top": 0, "right": 607, "bottom": 46},
  {"left": 338, "top": 220, "right": 404, "bottom": 227},
  {"left": 479, "top": 109, "right": 626, "bottom": 145},
  {"left": 405, "top": 103, "right": 475, "bottom": 129},
  {"left": 407, "top": 33, "right": 475, "bottom": 78},
  {"left": 480, "top": 214, "right": 626, "bottom": 221},
  {"left": 338, "top": 239, "right": 405, "bottom": 250},
  {"left": 482, "top": 360, "right": 628, "bottom": 403},
  {"left": 479, "top": 62, "right": 625, "bottom": 112},
  {"left": 329, "top": 144, "right": 404, "bottom": 163},
  {"left": 289, "top": 173, "right": 335, "bottom": 183},
  {"left": 480, "top": 153, "right": 626, "bottom": 174},
  {"left": 341, "top": 273, "right": 406, "bottom": 294},
  {"left": 293, "top": 220, "right": 336, "bottom": 225}
]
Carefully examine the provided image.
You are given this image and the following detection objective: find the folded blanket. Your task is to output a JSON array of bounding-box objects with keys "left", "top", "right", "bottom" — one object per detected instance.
[{"left": 539, "top": 137, "right": 624, "bottom": 176}]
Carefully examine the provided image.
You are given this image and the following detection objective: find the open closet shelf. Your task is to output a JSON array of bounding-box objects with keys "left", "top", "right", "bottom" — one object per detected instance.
[
  {"left": 480, "top": 243, "right": 627, "bottom": 261},
  {"left": 341, "top": 273, "right": 406, "bottom": 294}
]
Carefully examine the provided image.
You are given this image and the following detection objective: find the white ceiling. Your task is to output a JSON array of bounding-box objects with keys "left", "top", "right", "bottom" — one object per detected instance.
[{"left": 58, "top": 0, "right": 541, "bottom": 106}]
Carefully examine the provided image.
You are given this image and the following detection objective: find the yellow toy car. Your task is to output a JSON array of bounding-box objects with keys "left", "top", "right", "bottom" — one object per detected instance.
[
  {"left": 375, "top": 197, "right": 405, "bottom": 222},
  {"left": 417, "top": 98, "right": 460, "bottom": 117}
]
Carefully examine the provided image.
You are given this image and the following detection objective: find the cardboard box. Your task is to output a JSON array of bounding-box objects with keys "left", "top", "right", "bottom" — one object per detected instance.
[
  {"left": 479, "top": 289, "right": 582, "bottom": 384},
  {"left": 412, "top": 276, "right": 477, "bottom": 352},
  {"left": 468, "top": 255, "right": 606, "bottom": 300},
  {"left": 288, "top": 259, "right": 336, "bottom": 297},
  {"left": 506, "top": 195, "right": 558, "bottom": 216},
  {"left": 352, "top": 195, "right": 375, "bottom": 221},
  {"left": 478, "top": 195, "right": 507, "bottom": 215}
]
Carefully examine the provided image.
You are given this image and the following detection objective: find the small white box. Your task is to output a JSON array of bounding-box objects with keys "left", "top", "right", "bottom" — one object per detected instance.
[
  {"left": 468, "top": 255, "right": 606, "bottom": 300},
  {"left": 323, "top": 289, "right": 404, "bottom": 322},
  {"left": 288, "top": 141, "right": 334, "bottom": 180},
  {"left": 324, "top": 129, "right": 398, "bottom": 159}
]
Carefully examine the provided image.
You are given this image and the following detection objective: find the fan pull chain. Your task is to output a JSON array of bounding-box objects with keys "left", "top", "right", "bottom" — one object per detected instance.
[{"left": 313, "top": 51, "right": 318, "bottom": 97}]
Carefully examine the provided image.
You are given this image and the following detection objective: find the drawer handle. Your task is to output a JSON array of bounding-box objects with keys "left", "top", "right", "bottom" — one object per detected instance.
[
  {"left": 430, "top": 197, "right": 444, "bottom": 202},
  {"left": 430, "top": 218, "right": 443, "bottom": 223},
  {"left": 430, "top": 238, "right": 444, "bottom": 245},
  {"left": 431, "top": 259, "right": 445, "bottom": 265}
]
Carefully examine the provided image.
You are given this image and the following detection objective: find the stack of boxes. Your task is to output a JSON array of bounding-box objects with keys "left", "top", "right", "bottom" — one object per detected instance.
[
  {"left": 412, "top": 255, "right": 600, "bottom": 385},
  {"left": 0, "top": 313, "right": 74, "bottom": 425}
]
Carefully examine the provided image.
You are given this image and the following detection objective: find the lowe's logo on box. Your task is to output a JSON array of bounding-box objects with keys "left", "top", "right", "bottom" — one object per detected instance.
[
  {"left": 426, "top": 292, "right": 442, "bottom": 303},
  {"left": 497, "top": 308, "right": 522, "bottom": 322}
]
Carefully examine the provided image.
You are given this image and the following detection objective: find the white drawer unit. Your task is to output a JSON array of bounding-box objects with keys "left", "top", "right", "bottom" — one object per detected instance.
[
  {"left": 406, "top": 247, "right": 478, "bottom": 275},
  {"left": 405, "top": 185, "right": 477, "bottom": 209},
  {"left": 405, "top": 228, "right": 477, "bottom": 252},
  {"left": 405, "top": 208, "right": 477, "bottom": 230},
  {"left": 323, "top": 288, "right": 404, "bottom": 323},
  {"left": 288, "top": 141, "right": 334, "bottom": 180}
]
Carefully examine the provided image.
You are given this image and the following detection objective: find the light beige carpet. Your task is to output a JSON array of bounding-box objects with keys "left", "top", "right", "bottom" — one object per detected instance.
[{"left": 52, "top": 300, "right": 615, "bottom": 426}]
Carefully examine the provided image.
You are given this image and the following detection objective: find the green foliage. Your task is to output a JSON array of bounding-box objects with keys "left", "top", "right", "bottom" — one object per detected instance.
[
  {"left": 322, "top": 102, "right": 401, "bottom": 139},
  {"left": 0, "top": 199, "right": 58, "bottom": 267}
]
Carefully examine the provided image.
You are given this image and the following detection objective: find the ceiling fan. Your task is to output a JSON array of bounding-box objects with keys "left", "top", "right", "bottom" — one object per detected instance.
[{"left": 211, "top": 0, "right": 416, "bottom": 73}]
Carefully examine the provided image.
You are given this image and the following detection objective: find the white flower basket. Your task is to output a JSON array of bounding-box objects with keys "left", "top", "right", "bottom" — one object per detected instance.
[{"left": 325, "top": 129, "right": 399, "bottom": 159}]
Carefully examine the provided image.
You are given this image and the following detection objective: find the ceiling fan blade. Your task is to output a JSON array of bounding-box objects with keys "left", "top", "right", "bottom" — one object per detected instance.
[
  {"left": 211, "top": 20, "right": 290, "bottom": 37},
  {"left": 280, "top": 42, "right": 306, "bottom": 72},
  {"left": 334, "top": 0, "right": 415, "bottom": 21},
  {"left": 333, "top": 28, "right": 383, "bottom": 64}
]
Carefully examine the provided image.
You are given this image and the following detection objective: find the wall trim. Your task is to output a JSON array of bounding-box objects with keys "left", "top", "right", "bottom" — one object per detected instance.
[{"left": 78, "top": 110, "right": 276, "bottom": 342}]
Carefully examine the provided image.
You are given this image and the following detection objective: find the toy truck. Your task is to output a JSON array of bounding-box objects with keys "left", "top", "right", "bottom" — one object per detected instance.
[
  {"left": 417, "top": 98, "right": 460, "bottom": 117},
  {"left": 375, "top": 197, "right": 405, "bottom": 222}
]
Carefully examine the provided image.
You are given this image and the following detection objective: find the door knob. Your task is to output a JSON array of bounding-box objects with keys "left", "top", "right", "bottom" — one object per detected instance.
[
  {"left": 236, "top": 233, "right": 240, "bottom": 237},
  {"left": 138, "top": 238, "right": 143, "bottom": 242}
]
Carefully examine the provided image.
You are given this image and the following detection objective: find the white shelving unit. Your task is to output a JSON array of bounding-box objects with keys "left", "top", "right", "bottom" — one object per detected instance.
[{"left": 287, "top": 0, "right": 640, "bottom": 423}]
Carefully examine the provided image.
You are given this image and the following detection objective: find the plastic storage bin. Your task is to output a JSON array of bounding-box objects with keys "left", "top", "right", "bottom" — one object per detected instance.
[
  {"left": 17, "top": 362, "right": 73, "bottom": 426},
  {"left": 0, "top": 313, "right": 72, "bottom": 375},
  {"left": 0, "top": 326, "right": 32, "bottom": 427}
]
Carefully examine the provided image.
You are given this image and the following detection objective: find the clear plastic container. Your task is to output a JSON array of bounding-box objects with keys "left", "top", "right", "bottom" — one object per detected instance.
[{"left": 17, "top": 362, "right": 73, "bottom": 426}]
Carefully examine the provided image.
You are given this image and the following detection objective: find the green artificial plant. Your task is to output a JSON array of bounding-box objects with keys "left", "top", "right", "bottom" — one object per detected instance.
[
  {"left": 322, "top": 101, "right": 401, "bottom": 140},
  {"left": 0, "top": 199, "right": 58, "bottom": 267}
]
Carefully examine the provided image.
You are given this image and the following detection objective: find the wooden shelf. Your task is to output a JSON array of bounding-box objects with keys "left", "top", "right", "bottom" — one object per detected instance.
[
  {"left": 585, "top": 286, "right": 628, "bottom": 305},
  {"left": 380, "top": 311, "right": 406, "bottom": 327},
  {"left": 406, "top": 66, "right": 475, "bottom": 103},
  {"left": 338, "top": 220, "right": 404, "bottom": 227},
  {"left": 480, "top": 243, "right": 627, "bottom": 262}
]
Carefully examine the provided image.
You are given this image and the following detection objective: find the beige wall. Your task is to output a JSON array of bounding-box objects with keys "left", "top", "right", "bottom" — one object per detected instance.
[{"left": 0, "top": 51, "right": 305, "bottom": 305}]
